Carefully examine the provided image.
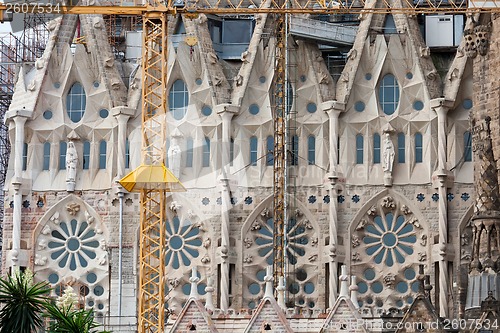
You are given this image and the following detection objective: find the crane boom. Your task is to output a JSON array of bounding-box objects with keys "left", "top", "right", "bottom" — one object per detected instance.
[
  {"left": 2, "top": 0, "right": 500, "bottom": 17},
  {"left": 10, "top": 0, "right": 500, "bottom": 332}
]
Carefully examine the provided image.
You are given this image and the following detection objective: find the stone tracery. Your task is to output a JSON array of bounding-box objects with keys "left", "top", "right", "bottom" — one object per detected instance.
[
  {"left": 242, "top": 204, "right": 320, "bottom": 309},
  {"left": 351, "top": 194, "right": 427, "bottom": 314}
]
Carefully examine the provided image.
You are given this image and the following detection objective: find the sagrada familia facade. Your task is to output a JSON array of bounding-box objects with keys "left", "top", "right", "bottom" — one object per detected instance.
[{"left": 2, "top": 1, "right": 500, "bottom": 331}]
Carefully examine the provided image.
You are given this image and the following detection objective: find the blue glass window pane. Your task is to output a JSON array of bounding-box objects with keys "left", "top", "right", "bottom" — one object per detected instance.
[
  {"left": 415, "top": 133, "right": 423, "bottom": 163},
  {"left": 464, "top": 131, "right": 472, "bottom": 162},
  {"left": 125, "top": 138, "right": 130, "bottom": 169},
  {"left": 59, "top": 141, "right": 67, "bottom": 170},
  {"left": 307, "top": 103, "right": 317, "bottom": 113},
  {"left": 379, "top": 74, "right": 400, "bottom": 115},
  {"left": 397, "top": 133, "right": 405, "bottom": 163},
  {"left": 230, "top": 138, "right": 234, "bottom": 166},
  {"left": 186, "top": 138, "right": 193, "bottom": 167},
  {"left": 307, "top": 135, "right": 315, "bottom": 165},
  {"left": 83, "top": 141, "right": 90, "bottom": 170},
  {"left": 356, "top": 134, "right": 363, "bottom": 164},
  {"left": 249, "top": 104, "right": 259, "bottom": 115},
  {"left": 99, "top": 109, "right": 109, "bottom": 118},
  {"left": 22, "top": 142, "right": 28, "bottom": 171},
  {"left": 250, "top": 136, "right": 258, "bottom": 166},
  {"left": 99, "top": 141, "right": 107, "bottom": 169},
  {"left": 266, "top": 136, "right": 274, "bottom": 166},
  {"left": 43, "top": 142, "right": 50, "bottom": 170},
  {"left": 168, "top": 80, "right": 188, "bottom": 120},
  {"left": 223, "top": 20, "right": 252, "bottom": 44},
  {"left": 291, "top": 135, "right": 298, "bottom": 166},
  {"left": 373, "top": 133, "right": 381, "bottom": 164},
  {"left": 203, "top": 137, "right": 210, "bottom": 167},
  {"left": 66, "top": 82, "right": 86, "bottom": 122}
]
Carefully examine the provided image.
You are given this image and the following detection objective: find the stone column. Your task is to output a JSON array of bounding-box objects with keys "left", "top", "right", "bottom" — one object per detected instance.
[
  {"left": 112, "top": 106, "right": 135, "bottom": 180},
  {"left": 431, "top": 97, "right": 453, "bottom": 318},
  {"left": 216, "top": 104, "right": 238, "bottom": 311},
  {"left": 322, "top": 100, "right": 344, "bottom": 307},
  {"left": 8, "top": 113, "right": 29, "bottom": 268}
]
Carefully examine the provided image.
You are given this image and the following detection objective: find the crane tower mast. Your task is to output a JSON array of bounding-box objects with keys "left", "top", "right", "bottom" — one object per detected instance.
[{"left": 6, "top": 0, "right": 499, "bottom": 332}]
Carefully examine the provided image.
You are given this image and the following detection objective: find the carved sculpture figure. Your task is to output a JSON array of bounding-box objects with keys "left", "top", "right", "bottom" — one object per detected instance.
[
  {"left": 383, "top": 133, "right": 395, "bottom": 173},
  {"left": 66, "top": 141, "right": 78, "bottom": 191},
  {"left": 167, "top": 134, "right": 182, "bottom": 178}
]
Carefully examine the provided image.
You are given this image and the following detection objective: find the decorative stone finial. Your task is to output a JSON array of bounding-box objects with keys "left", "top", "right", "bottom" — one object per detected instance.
[
  {"left": 205, "top": 276, "right": 215, "bottom": 312},
  {"left": 189, "top": 267, "right": 200, "bottom": 299},
  {"left": 277, "top": 276, "right": 286, "bottom": 310},
  {"left": 264, "top": 266, "right": 274, "bottom": 299},
  {"left": 350, "top": 276, "right": 359, "bottom": 309},
  {"left": 339, "top": 265, "right": 349, "bottom": 298}
]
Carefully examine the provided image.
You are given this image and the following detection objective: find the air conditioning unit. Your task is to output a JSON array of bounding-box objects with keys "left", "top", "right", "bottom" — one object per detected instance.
[{"left": 425, "top": 15, "right": 464, "bottom": 47}]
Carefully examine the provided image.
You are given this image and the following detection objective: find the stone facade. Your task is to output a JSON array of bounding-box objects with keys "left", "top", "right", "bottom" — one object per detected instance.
[{"left": 3, "top": 0, "right": 491, "bottom": 332}]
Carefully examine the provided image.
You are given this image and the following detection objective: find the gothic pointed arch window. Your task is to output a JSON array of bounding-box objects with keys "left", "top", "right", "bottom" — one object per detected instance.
[
  {"left": 168, "top": 80, "right": 189, "bottom": 120},
  {"left": 66, "top": 82, "right": 86, "bottom": 123},
  {"left": 351, "top": 194, "right": 426, "bottom": 311},
  {"left": 379, "top": 74, "right": 400, "bottom": 115}
]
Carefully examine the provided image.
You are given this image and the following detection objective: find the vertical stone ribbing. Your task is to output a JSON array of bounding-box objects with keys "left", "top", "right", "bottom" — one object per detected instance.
[
  {"left": 323, "top": 101, "right": 344, "bottom": 306},
  {"left": 217, "top": 105, "right": 237, "bottom": 311},
  {"left": 431, "top": 98, "right": 453, "bottom": 318}
]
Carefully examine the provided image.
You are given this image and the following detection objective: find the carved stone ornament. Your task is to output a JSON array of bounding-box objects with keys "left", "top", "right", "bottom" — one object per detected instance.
[
  {"left": 418, "top": 252, "right": 427, "bottom": 261},
  {"left": 66, "top": 202, "right": 80, "bottom": 216},
  {"left": 203, "top": 237, "right": 211, "bottom": 248},
  {"left": 464, "top": 28, "right": 477, "bottom": 58},
  {"left": 383, "top": 273, "right": 396, "bottom": 288},
  {"left": 356, "top": 218, "right": 368, "bottom": 230},
  {"left": 475, "top": 24, "right": 491, "bottom": 56},
  {"left": 407, "top": 216, "right": 421, "bottom": 229},
  {"left": 381, "top": 196, "right": 396, "bottom": 209},
  {"left": 352, "top": 252, "right": 360, "bottom": 261},
  {"left": 420, "top": 234, "right": 427, "bottom": 246},
  {"left": 243, "top": 254, "right": 253, "bottom": 263},
  {"left": 308, "top": 254, "right": 318, "bottom": 262},
  {"left": 201, "top": 254, "right": 210, "bottom": 263},
  {"left": 400, "top": 205, "right": 412, "bottom": 215},
  {"left": 352, "top": 235, "right": 360, "bottom": 248},
  {"left": 244, "top": 237, "right": 253, "bottom": 248},
  {"left": 250, "top": 221, "right": 261, "bottom": 231},
  {"left": 367, "top": 206, "right": 378, "bottom": 216},
  {"left": 50, "top": 211, "right": 60, "bottom": 224},
  {"left": 42, "top": 225, "right": 51, "bottom": 235}
]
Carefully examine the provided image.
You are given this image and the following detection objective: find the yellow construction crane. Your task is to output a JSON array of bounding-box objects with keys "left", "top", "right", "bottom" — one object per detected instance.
[{"left": 3, "top": 0, "right": 498, "bottom": 332}]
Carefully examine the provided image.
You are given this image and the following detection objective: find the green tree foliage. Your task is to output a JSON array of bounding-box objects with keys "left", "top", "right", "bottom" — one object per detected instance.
[
  {"left": 44, "top": 302, "right": 102, "bottom": 333},
  {"left": 0, "top": 269, "right": 51, "bottom": 333}
]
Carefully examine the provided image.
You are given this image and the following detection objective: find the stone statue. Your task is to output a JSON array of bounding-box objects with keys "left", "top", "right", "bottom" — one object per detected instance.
[
  {"left": 382, "top": 133, "right": 395, "bottom": 173},
  {"left": 66, "top": 141, "right": 78, "bottom": 192},
  {"left": 167, "top": 131, "right": 182, "bottom": 179}
]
